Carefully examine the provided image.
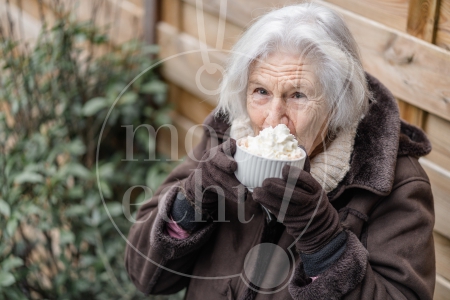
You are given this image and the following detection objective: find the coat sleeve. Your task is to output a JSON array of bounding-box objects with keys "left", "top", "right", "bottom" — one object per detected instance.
[
  {"left": 288, "top": 169, "right": 435, "bottom": 299},
  {"left": 124, "top": 130, "right": 219, "bottom": 295}
]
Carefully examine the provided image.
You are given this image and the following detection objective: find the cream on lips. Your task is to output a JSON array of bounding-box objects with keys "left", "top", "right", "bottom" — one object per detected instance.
[{"left": 239, "top": 124, "right": 303, "bottom": 160}]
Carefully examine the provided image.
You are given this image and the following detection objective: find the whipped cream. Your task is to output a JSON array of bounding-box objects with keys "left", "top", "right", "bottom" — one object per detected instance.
[{"left": 239, "top": 124, "right": 303, "bottom": 160}]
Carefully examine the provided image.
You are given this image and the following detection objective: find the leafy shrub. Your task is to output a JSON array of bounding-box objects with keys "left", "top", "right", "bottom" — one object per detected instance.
[{"left": 0, "top": 3, "right": 183, "bottom": 299}]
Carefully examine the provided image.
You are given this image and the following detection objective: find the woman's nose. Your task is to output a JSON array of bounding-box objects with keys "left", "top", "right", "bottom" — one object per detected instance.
[{"left": 265, "top": 98, "right": 289, "bottom": 127}]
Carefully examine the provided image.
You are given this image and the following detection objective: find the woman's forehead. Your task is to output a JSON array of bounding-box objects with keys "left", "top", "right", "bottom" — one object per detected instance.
[
  {"left": 250, "top": 52, "right": 315, "bottom": 77},
  {"left": 249, "top": 57, "right": 316, "bottom": 89}
]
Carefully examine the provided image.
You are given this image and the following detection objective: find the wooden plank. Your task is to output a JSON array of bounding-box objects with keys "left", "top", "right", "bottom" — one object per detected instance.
[
  {"left": 420, "top": 158, "right": 450, "bottom": 239},
  {"left": 36, "top": 0, "right": 144, "bottom": 44},
  {"left": 107, "top": 0, "right": 143, "bottom": 42},
  {"left": 160, "top": 0, "right": 182, "bottom": 29},
  {"left": 325, "top": 0, "right": 409, "bottom": 32},
  {"left": 407, "top": 0, "right": 441, "bottom": 42},
  {"left": 157, "top": 22, "right": 227, "bottom": 107},
  {"left": 435, "top": 231, "right": 450, "bottom": 282},
  {"left": 181, "top": 0, "right": 450, "bottom": 122},
  {"left": 127, "top": 0, "right": 143, "bottom": 8},
  {"left": 0, "top": 1, "right": 41, "bottom": 43},
  {"left": 167, "top": 82, "right": 183, "bottom": 107},
  {"left": 176, "top": 89, "right": 215, "bottom": 125},
  {"left": 109, "top": 0, "right": 144, "bottom": 17},
  {"left": 38, "top": 0, "right": 144, "bottom": 44},
  {"left": 9, "top": 0, "right": 56, "bottom": 26},
  {"left": 181, "top": 2, "right": 242, "bottom": 50},
  {"left": 184, "top": 0, "right": 408, "bottom": 33},
  {"left": 397, "top": 99, "right": 426, "bottom": 127},
  {"left": 321, "top": 1, "right": 450, "bottom": 122},
  {"left": 435, "top": 0, "right": 450, "bottom": 50},
  {"left": 166, "top": 81, "right": 215, "bottom": 125},
  {"left": 423, "top": 114, "right": 450, "bottom": 170},
  {"left": 7, "top": 0, "right": 144, "bottom": 44},
  {"left": 183, "top": 0, "right": 292, "bottom": 29},
  {"left": 434, "top": 274, "right": 450, "bottom": 300},
  {"left": 143, "top": 0, "right": 157, "bottom": 44},
  {"left": 403, "top": 0, "right": 439, "bottom": 133}
]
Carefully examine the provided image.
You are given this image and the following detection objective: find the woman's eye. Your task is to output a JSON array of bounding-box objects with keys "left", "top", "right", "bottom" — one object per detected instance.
[
  {"left": 255, "top": 88, "right": 268, "bottom": 95},
  {"left": 292, "top": 92, "right": 306, "bottom": 99}
]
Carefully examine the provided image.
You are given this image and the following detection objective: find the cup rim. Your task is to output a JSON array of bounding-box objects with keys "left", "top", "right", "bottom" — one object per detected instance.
[{"left": 236, "top": 138, "right": 306, "bottom": 162}]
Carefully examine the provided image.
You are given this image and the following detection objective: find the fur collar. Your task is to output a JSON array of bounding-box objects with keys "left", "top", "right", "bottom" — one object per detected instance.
[
  {"left": 205, "top": 72, "right": 431, "bottom": 197},
  {"left": 336, "top": 73, "right": 431, "bottom": 197}
]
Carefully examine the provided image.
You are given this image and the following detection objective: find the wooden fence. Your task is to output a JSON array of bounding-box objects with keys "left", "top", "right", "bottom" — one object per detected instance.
[{"left": 158, "top": 1, "right": 450, "bottom": 299}]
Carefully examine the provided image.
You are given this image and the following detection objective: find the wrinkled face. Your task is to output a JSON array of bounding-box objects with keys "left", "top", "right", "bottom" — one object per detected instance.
[{"left": 246, "top": 51, "right": 330, "bottom": 155}]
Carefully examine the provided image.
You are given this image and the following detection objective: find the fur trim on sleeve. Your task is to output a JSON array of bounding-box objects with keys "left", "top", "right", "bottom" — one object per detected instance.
[
  {"left": 149, "top": 183, "right": 218, "bottom": 260},
  {"left": 288, "top": 230, "right": 368, "bottom": 300}
]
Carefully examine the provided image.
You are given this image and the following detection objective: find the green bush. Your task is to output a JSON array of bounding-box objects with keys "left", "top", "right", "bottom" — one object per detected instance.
[{"left": 0, "top": 4, "right": 183, "bottom": 300}]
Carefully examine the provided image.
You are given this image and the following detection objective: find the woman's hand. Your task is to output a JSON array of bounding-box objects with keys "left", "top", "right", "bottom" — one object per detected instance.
[
  {"left": 252, "top": 154, "right": 342, "bottom": 254},
  {"left": 183, "top": 138, "right": 242, "bottom": 217}
]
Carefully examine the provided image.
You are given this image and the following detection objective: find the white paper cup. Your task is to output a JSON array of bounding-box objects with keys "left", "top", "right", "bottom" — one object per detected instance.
[{"left": 234, "top": 139, "right": 306, "bottom": 192}]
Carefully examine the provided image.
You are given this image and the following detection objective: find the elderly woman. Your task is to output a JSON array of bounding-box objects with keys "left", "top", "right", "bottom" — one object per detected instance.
[{"left": 125, "top": 3, "right": 434, "bottom": 299}]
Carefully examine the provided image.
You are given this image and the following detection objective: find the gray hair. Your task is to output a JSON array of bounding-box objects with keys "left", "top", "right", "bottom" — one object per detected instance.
[{"left": 216, "top": 2, "right": 371, "bottom": 135}]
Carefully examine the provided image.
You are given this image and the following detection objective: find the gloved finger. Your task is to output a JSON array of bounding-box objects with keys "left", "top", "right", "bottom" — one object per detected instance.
[
  {"left": 252, "top": 187, "right": 281, "bottom": 212},
  {"left": 220, "top": 138, "right": 237, "bottom": 157},
  {"left": 208, "top": 149, "right": 238, "bottom": 173},
  {"left": 260, "top": 177, "right": 288, "bottom": 198},
  {"left": 253, "top": 187, "right": 299, "bottom": 218},
  {"left": 203, "top": 163, "right": 242, "bottom": 199},
  {"left": 262, "top": 176, "right": 314, "bottom": 204},
  {"left": 203, "top": 162, "right": 239, "bottom": 187},
  {"left": 281, "top": 165, "right": 320, "bottom": 194}
]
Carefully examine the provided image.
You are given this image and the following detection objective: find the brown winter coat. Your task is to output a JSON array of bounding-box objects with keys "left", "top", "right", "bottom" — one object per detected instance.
[{"left": 124, "top": 73, "right": 435, "bottom": 299}]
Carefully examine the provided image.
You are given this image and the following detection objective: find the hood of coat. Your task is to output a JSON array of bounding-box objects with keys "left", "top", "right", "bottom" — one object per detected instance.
[{"left": 204, "top": 72, "right": 431, "bottom": 197}]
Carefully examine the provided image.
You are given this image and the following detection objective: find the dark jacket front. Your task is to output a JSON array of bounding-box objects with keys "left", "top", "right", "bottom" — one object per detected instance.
[{"left": 124, "top": 73, "right": 435, "bottom": 299}]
